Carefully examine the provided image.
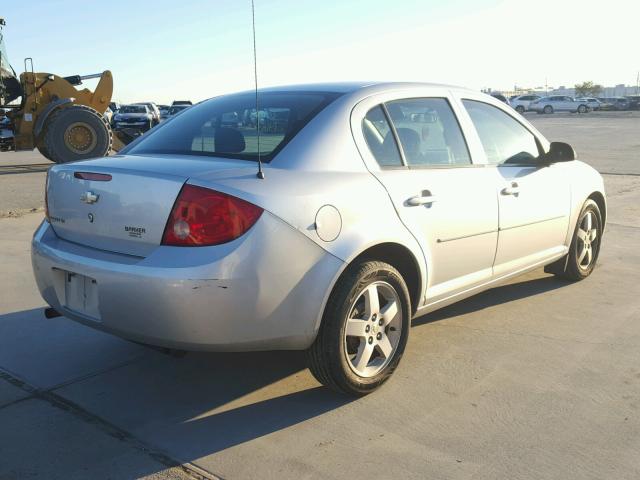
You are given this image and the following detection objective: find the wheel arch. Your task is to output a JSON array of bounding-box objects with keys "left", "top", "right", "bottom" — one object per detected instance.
[
  {"left": 588, "top": 190, "right": 607, "bottom": 230},
  {"left": 34, "top": 97, "right": 75, "bottom": 137},
  {"left": 348, "top": 242, "right": 423, "bottom": 315}
]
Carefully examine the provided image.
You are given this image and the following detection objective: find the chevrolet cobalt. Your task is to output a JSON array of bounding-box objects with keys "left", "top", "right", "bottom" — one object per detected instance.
[{"left": 32, "top": 82, "right": 606, "bottom": 395}]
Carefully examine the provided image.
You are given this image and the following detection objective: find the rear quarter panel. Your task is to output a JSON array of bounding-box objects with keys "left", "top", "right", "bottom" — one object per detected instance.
[{"left": 188, "top": 93, "right": 427, "bottom": 316}]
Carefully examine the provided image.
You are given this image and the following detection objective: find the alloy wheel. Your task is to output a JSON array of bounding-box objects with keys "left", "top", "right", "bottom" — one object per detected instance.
[
  {"left": 343, "top": 281, "right": 402, "bottom": 378},
  {"left": 576, "top": 210, "right": 598, "bottom": 270}
]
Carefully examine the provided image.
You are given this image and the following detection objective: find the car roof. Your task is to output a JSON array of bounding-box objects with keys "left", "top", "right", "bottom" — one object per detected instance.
[
  {"left": 211, "top": 81, "right": 481, "bottom": 108},
  {"left": 245, "top": 81, "right": 477, "bottom": 96}
]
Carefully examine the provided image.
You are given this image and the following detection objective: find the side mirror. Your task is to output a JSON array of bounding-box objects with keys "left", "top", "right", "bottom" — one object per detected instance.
[{"left": 544, "top": 141, "right": 576, "bottom": 163}]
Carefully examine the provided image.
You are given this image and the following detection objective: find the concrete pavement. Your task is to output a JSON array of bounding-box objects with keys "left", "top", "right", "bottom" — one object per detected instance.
[
  {"left": 1, "top": 112, "right": 639, "bottom": 479},
  {"left": 1, "top": 172, "right": 639, "bottom": 478}
]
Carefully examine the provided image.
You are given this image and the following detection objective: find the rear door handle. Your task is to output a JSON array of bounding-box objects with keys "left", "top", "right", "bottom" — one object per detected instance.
[
  {"left": 501, "top": 182, "right": 520, "bottom": 196},
  {"left": 407, "top": 194, "right": 437, "bottom": 206}
]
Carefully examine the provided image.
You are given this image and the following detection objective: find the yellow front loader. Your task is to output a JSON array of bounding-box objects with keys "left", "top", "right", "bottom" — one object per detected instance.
[{"left": 1, "top": 17, "right": 126, "bottom": 163}]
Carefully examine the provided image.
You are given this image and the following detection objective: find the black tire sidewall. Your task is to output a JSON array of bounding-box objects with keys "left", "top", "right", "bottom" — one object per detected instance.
[
  {"left": 544, "top": 105, "right": 553, "bottom": 114},
  {"left": 44, "top": 106, "right": 112, "bottom": 163},
  {"left": 317, "top": 261, "right": 411, "bottom": 394},
  {"left": 516, "top": 106, "right": 525, "bottom": 113}
]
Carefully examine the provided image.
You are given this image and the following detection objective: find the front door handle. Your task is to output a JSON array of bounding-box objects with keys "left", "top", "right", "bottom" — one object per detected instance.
[
  {"left": 407, "top": 194, "right": 437, "bottom": 206},
  {"left": 501, "top": 182, "right": 520, "bottom": 196}
]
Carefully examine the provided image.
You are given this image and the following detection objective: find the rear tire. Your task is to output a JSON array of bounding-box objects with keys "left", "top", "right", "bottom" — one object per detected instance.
[
  {"left": 307, "top": 261, "right": 411, "bottom": 396},
  {"left": 43, "top": 105, "right": 112, "bottom": 164},
  {"left": 543, "top": 105, "right": 553, "bottom": 114},
  {"left": 577, "top": 104, "right": 587, "bottom": 114},
  {"left": 545, "top": 199, "right": 602, "bottom": 281}
]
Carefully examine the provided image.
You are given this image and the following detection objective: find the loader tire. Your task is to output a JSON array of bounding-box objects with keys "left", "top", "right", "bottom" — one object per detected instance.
[
  {"left": 36, "top": 138, "right": 54, "bottom": 162},
  {"left": 43, "top": 105, "right": 112, "bottom": 164}
]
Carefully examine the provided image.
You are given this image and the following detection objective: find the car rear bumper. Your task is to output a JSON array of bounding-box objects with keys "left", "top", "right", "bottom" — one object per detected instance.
[{"left": 31, "top": 214, "right": 344, "bottom": 351}]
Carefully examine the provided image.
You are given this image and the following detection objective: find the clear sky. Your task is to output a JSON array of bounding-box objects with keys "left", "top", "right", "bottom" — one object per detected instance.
[{"left": 2, "top": 0, "right": 637, "bottom": 104}]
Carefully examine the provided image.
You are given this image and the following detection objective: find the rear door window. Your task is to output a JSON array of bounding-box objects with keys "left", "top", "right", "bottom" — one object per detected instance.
[
  {"left": 362, "top": 106, "right": 403, "bottom": 167},
  {"left": 384, "top": 98, "right": 471, "bottom": 167}
]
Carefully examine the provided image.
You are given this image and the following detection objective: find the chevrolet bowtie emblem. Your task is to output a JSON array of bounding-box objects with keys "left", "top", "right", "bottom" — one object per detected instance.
[{"left": 81, "top": 191, "right": 99, "bottom": 204}]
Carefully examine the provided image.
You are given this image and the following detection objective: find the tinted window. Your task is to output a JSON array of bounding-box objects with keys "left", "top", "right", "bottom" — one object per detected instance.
[
  {"left": 362, "top": 106, "right": 403, "bottom": 167},
  {"left": 385, "top": 98, "right": 471, "bottom": 166},
  {"left": 120, "top": 105, "right": 147, "bottom": 114},
  {"left": 127, "top": 91, "right": 341, "bottom": 162},
  {"left": 462, "top": 100, "right": 540, "bottom": 165},
  {"left": 168, "top": 105, "right": 188, "bottom": 115}
]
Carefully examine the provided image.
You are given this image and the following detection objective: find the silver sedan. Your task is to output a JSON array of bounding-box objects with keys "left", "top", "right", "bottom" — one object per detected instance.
[{"left": 32, "top": 82, "right": 606, "bottom": 395}]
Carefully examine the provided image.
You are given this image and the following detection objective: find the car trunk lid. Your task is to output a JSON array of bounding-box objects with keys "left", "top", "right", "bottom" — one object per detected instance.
[
  {"left": 47, "top": 163, "right": 188, "bottom": 257},
  {"left": 47, "top": 154, "right": 264, "bottom": 257}
]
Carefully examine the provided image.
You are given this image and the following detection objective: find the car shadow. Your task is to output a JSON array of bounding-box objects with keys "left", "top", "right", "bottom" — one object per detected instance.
[
  {"left": 0, "top": 307, "right": 355, "bottom": 478},
  {"left": 0, "top": 273, "right": 570, "bottom": 477},
  {"left": 412, "top": 273, "right": 571, "bottom": 327}
]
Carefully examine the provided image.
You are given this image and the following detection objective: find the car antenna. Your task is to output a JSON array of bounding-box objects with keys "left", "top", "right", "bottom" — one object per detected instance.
[{"left": 251, "top": 0, "right": 265, "bottom": 179}]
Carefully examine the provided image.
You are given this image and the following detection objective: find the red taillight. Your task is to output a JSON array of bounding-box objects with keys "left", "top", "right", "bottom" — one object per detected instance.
[{"left": 162, "top": 184, "right": 263, "bottom": 246}]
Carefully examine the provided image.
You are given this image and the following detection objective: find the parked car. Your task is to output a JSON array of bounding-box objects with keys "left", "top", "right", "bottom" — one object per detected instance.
[
  {"left": 625, "top": 95, "right": 640, "bottom": 110},
  {"left": 599, "top": 97, "right": 630, "bottom": 111},
  {"left": 490, "top": 93, "right": 510, "bottom": 105},
  {"left": 33, "top": 82, "right": 606, "bottom": 395},
  {"left": 103, "top": 107, "right": 114, "bottom": 124},
  {"left": 111, "top": 104, "right": 154, "bottom": 131},
  {"left": 108, "top": 102, "right": 121, "bottom": 114},
  {"left": 510, "top": 94, "right": 542, "bottom": 113},
  {"left": 136, "top": 102, "right": 161, "bottom": 125},
  {"left": 167, "top": 104, "right": 190, "bottom": 117},
  {"left": 575, "top": 97, "right": 602, "bottom": 111},
  {"left": 158, "top": 104, "right": 170, "bottom": 120},
  {"left": 529, "top": 96, "right": 590, "bottom": 114},
  {"left": 0, "top": 114, "right": 13, "bottom": 151}
]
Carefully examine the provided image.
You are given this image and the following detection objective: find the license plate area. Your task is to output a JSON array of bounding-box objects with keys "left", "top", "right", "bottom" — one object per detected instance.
[{"left": 64, "top": 271, "right": 101, "bottom": 320}]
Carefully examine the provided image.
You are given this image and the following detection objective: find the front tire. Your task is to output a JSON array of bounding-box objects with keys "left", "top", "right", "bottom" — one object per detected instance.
[
  {"left": 307, "top": 261, "right": 411, "bottom": 396},
  {"left": 577, "top": 104, "right": 587, "bottom": 114},
  {"left": 544, "top": 105, "right": 554, "bottom": 114},
  {"left": 515, "top": 105, "right": 525, "bottom": 114},
  {"left": 545, "top": 199, "right": 602, "bottom": 281}
]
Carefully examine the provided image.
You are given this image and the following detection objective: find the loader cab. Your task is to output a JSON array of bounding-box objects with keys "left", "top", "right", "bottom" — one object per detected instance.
[{"left": 0, "top": 18, "right": 23, "bottom": 105}]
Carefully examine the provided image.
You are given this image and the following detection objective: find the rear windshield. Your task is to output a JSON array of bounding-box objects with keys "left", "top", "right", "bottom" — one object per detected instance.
[
  {"left": 126, "top": 91, "right": 342, "bottom": 162},
  {"left": 121, "top": 105, "right": 146, "bottom": 114}
]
